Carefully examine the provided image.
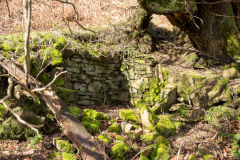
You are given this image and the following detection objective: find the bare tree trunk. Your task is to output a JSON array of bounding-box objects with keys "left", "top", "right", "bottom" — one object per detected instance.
[
  {"left": 23, "top": 0, "right": 31, "bottom": 85},
  {"left": 0, "top": 54, "right": 109, "bottom": 160}
]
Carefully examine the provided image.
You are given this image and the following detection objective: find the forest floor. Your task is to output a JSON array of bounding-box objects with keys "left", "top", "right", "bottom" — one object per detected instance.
[{"left": 0, "top": 0, "right": 238, "bottom": 160}]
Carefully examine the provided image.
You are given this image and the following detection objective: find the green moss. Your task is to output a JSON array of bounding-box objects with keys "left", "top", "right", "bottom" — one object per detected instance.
[
  {"left": 62, "top": 152, "right": 77, "bottom": 160},
  {"left": 188, "top": 154, "right": 197, "bottom": 160},
  {"left": 205, "top": 106, "right": 237, "bottom": 128},
  {"left": 55, "top": 87, "right": 77, "bottom": 104},
  {"left": 149, "top": 136, "right": 172, "bottom": 160},
  {"left": 81, "top": 117, "right": 101, "bottom": 135},
  {"left": 136, "top": 102, "right": 159, "bottom": 130},
  {"left": 156, "top": 115, "right": 182, "bottom": 136},
  {"left": 116, "top": 135, "right": 126, "bottom": 141},
  {"left": 111, "top": 141, "right": 131, "bottom": 159},
  {"left": 203, "top": 154, "right": 215, "bottom": 160},
  {"left": 108, "top": 123, "right": 121, "bottom": 134},
  {"left": 119, "top": 109, "right": 140, "bottom": 123},
  {"left": 55, "top": 139, "right": 76, "bottom": 153},
  {"left": 2, "top": 43, "right": 14, "bottom": 51},
  {"left": 53, "top": 37, "right": 67, "bottom": 50},
  {"left": 54, "top": 77, "right": 65, "bottom": 87},
  {"left": 97, "top": 133, "right": 112, "bottom": 143},
  {"left": 140, "top": 154, "right": 149, "bottom": 160},
  {"left": 0, "top": 103, "right": 7, "bottom": 120},
  {"left": 68, "top": 106, "right": 80, "bottom": 117},
  {"left": 0, "top": 116, "right": 35, "bottom": 140},
  {"left": 48, "top": 150, "right": 61, "bottom": 159},
  {"left": 140, "top": 132, "right": 158, "bottom": 144},
  {"left": 82, "top": 109, "right": 109, "bottom": 120}
]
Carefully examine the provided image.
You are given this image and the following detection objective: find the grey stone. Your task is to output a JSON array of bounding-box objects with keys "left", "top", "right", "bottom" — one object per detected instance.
[
  {"left": 88, "top": 81, "right": 102, "bottom": 93},
  {"left": 121, "top": 122, "right": 133, "bottom": 133},
  {"left": 128, "top": 128, "right": 143, "bottom": 141},
  {"left": 74, "top": 83, "right": 87, "bottom": 92},
  {"left": 66, "top": 67, "right": 80, "bottom": 73}
]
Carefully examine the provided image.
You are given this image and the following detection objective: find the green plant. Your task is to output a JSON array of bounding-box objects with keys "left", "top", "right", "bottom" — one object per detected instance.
[{"left": 232, "top": 134, "right": 240, "bottom": 157}]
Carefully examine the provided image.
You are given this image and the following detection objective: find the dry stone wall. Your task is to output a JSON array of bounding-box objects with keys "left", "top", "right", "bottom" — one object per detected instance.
[{"left": 62, "top": 53, "right": 159, "bottom": 106}]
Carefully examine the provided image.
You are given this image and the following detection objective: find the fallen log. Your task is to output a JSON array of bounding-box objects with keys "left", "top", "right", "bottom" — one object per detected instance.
[{"left": 0, "top": 54, "right": 109, "bottom": 160}]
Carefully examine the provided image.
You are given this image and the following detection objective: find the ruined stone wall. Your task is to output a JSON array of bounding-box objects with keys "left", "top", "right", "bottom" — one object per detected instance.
[
  {"left": 62, "top": 53, "right": 159, "bottom": 106},
  {"left": 64, "top": 54, "right": 130, "bottom": 105}
]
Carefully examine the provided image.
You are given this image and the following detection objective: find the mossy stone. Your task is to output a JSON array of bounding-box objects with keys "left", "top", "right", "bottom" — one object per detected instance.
[
  {"left": 115, "top": 135, "right": 126, "bottom": 141},
  {"left": 156, "top": 115, "right": 182, "bottom": 136},
  {"left": 0, "top": 116, "right": 35, "bottom": 140},
  {"left": 62, "top": 152, "right": 77, "bottom": 160},
  {"left": 108, "top": 123, "right": 121, "bottom": 134},
  {"left": 188, "top": 154, "right": 197, "bottom": 160},
  {"left": 204, "top": 106, "right": 237, "bottom": 128},
  {"left": 97, "top": 133, "right": 112, "bottom": 143},
  {"left": 82, "top": 109, "right": 109, "bottom": 120},
  {"left": 81, "top": 117, "right": 101, "bottom": 135},
  {"left": 111, "top": 141, "right": 131, "bottom": 159},
  {"left": 68, "top": 105, "right": 80, "bottom": 117},
  {"left": 140, "top": 132, "right": 158, "bottom": 145},
  {"left": 140, "top": 154, "right": 149, "bottom": 160},
  {"left": 203, "top": 154, "right": 215, "bottom": 160},
  {"left": 119, "top": 109, "right": 141, "bottom": 123},
  {"left": 149, "top": 136, "right": 172, "bottom": 160},
  {"left": 55, "top": 139, "right": 76, "bottom": 153}
]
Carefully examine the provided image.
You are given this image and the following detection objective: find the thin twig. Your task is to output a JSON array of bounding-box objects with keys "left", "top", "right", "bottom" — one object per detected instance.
[
  {"left": 32, "top": 70, "right": 67, "bottom": 92},
  {"left": 5, "top": 0, "right": 11, "bottom": 18},
  {"left": 0, "top": 78, "right": 43, "bottom": 136}
]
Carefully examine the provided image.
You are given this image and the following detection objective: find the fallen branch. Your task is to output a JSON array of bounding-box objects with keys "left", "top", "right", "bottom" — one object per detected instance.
[
  {"left": 0, "top": 54, "right": 109, "bottom": 160},
  {"left": 32, "top": 70, "right": 67, "bottom": 92},
  {"left": 0, "top": 77, "right": 43, "bottom": 136}
]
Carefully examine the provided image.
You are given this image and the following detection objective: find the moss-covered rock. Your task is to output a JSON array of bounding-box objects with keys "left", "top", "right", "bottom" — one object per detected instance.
[
  {"left": 188, "top": 154, "right": 197, "bottom": 160},
  {"left": 97, "top": 133, "right": 112, "bottom": 143},
  {"left": 128, "top": 128, "right": 143, "bottom": 141},
  {"left": 119, "top": 109, "right": 141, "bottom": 123},
  {"left": 222, "top": 64, "right": 239, "bottom": 79},
  {"left": 203, "top": 154, "right": 215, "bottom": 160},
  {"left": 107, "top": 123, "right": 121, "bottom": 134},
  {"left": 68, "top": 105, "right": 81, "bottom": 117},
  {"left": 55, "top": 139, "right": 76, "bottom": 153},
  {"left": 82, "top": 109, "right": 109, "bottom": 120},
  {"left": 55, "top": 87, "right": 77, "bottom": 104},
  {"left": 140, "top": 131, "right": 158, "bottom": 145},
  {"left": 81, "top": 117, "right": 101, "bottom": 135},
  {"left": 155, "top": 114, "right": 182, "bottom": 136},
  {"left": 116, "top": 135, "right": 126, "bottom": 141},
  {"left": 62, "top": 152, "right": 77, "bottom": 160},
  {"left": 111, "top": 141, "right": 131, "bottom": 160},
  {"left": 148, "top": 136, "right": 172, "bottom": 160},
  {"left": 0, "top": 116, "right": 35, "bottom": 140},
  {"left": 204, "top": 106, "right": 237, "bottom": 128},
  {"left": 136, "top": 102, "right": 159, "bottom": 130}
]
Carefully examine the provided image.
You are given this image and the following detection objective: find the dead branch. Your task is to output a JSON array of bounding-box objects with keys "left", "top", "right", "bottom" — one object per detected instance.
[
  {"left": 0, "top": 77, "right": 43, "bottom": 136},
  {"left": 0, "top": 54, "right": 109, "bottom": 160},
  {"left": 36, "top": 40, "right": 70, "bottom": 79},
  {"left": 32, "top": 70, "right": 67, "bottom": 93},
  {"left": 54, "top": 0, "right": 95, "bottom": 33},
  {"left": 5, "top": 0, "right": 11, "bottom": 18}
]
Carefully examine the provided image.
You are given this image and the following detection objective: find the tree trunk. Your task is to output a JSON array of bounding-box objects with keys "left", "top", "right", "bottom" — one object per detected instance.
[
  {"left": 0, "top": 54, "right": 109, "bottom": 160},
  {"left": 138, "top": 0, "right": 240, "bottom": 61}
]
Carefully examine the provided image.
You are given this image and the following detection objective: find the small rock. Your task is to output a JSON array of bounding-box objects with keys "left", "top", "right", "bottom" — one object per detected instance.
[
  {"left": 121, "top": 122, "right": 133, "bottom": 133},
  {"left": 128, "top": 128, "right": 143, "bottom": 141}
]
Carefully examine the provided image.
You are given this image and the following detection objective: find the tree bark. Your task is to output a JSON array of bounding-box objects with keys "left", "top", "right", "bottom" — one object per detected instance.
[
  {"left": 138, "top": 0, "right": 240, "bottom": 62},
  {"left": 0, "top": 54, "right": 109, "bottom": 160}
]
